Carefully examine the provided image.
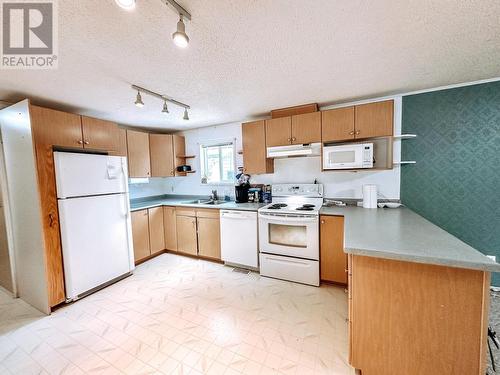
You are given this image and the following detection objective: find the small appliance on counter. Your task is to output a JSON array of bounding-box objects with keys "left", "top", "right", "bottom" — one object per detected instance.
[
  {"left": 235, "top": 172, "right": 250, "bottom": 203},
  {"left": 362, "top": 184, "right": 378, "bottom": 208},
  {"left": 248, "top": 186, "right": 264, "bottom": 203}
]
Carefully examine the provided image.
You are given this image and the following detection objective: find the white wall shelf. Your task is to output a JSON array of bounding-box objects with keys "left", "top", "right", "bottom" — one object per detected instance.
[
  {"left": 393, "top": 134, "right": 417, "bottom": 139},
  {"left": 394, "top": 161, "right": 416, "bottom": 165}
]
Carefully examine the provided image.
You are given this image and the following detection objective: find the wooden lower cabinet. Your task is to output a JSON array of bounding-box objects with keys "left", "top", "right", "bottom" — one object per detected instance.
[
  {"left": 349, "top": 255, "right": 490, "bottom": 375},
  {"left": 176, "top": 214, "right": 198, "bottom": 256},
  {"left": 148, "top": 207, "right": 165, "bottom": 255},
  {"left": 175, "top": 208, "right": 221, "bottom": 259},
  {"left": 197, "top": 217, "right": 220, "bottom": 259},
  {"left": 320, "top": 215, "right": 347, "bottom": 284},
  {"left": 131, "top": 210, "right": 150, "bottom": 262},
  {"left": 163, "top": 206, "right": 177, "bottom": 251}
]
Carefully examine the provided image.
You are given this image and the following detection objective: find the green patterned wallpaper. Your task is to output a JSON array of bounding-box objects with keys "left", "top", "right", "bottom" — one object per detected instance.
[{"left": 401, "top": 81, "right": 500, "bottom": 286}]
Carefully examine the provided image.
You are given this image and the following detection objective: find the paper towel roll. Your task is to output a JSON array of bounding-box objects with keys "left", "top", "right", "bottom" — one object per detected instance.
[{"left": 362, "top": 184, "right": 378, "bottom": 209}]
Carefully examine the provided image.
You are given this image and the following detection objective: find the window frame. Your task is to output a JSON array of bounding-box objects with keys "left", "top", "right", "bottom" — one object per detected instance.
[{"left": 198, "top": 139, "right": 236, "bottom": 186}]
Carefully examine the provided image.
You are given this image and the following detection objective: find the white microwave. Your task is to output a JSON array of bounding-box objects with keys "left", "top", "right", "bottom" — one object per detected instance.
[{"left": 323, "top": 143, "right": 374, "bottom": 170}]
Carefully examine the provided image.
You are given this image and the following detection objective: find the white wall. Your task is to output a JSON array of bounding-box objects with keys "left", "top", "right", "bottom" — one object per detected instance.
[
  {"left": 129, "top": 177, "right": 172, "bottom": 199},
  {"left": 132, "top": 97, "right": 403, "bottom": 200}
]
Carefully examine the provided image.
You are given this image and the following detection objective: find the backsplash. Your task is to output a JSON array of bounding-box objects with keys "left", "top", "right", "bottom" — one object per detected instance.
[
  {"left": 401, "top": 81, "right": 500, "bottom": 286},
  {"left": 128, "top": 178, "right": 172, "bottom": 199}
]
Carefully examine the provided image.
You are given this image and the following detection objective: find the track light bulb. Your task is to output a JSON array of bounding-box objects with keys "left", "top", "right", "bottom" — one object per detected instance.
[
  {"left": 162, "top": 100, "right": 169, "bottom": 114},
  {"left": 135, "top": 91, "right": 144, "bottom": 108},
  {"left": 115, "top": 0, "right": 136, "bottom": 10},
  {"left": 172, "top": 16, "right": 189, "bottom": 48},
  {"left": 183, "top": 108, "right": 189, "bottom": 120}
]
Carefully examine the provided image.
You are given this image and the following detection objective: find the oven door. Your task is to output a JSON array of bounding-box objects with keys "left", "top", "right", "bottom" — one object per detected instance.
[
  {"left": 323, "top": 144, "right": 363, "bottom": 169},
  {"left": 258, "top": 213, "right": 319, "bottom": 260}
]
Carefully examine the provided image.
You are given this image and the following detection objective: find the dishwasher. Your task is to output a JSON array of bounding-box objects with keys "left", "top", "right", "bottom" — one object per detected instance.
[{"left": 220, "top": 210, "right": 258, "bottom": 269}]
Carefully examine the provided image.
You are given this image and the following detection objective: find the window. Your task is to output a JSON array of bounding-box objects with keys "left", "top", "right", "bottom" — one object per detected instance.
[{"left": 200, "top": 141, "right": 235, "bottom": 184}]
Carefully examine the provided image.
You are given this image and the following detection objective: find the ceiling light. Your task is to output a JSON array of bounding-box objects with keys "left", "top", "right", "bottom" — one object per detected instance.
[
  {"left": 115, "top": 0, "right": 136, "bottom": 10},
  {"left": 162, "top": 100, "right": 169, "bottom": 114},
  {"left": 183, "top": 108, "right": 189, "bottom": 120},
  {"left": 172, "top": 16, "right": 189, "bottom": 48},
  {"left": 134, "top": 91, "right": 144, "bottom": 108}
]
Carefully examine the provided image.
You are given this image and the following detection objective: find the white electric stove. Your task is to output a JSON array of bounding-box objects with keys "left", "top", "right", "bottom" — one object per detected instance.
[{"left": 258, "top": 184, "right": 323, "bottom": 286}]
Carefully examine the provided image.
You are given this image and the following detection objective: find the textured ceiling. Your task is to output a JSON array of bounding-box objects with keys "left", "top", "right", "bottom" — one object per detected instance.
[{"left": 1, "top": 0, "right": 499, "bottom": 131}]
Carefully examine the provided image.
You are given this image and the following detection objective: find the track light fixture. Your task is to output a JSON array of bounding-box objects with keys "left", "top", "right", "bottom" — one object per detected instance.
[
  {"left": 115, "top": 0, "right": 136, "bottom": 10},
  {"left": 132, "top": 85, "right": 190, "bottom": 120},
  {"left": 116, "top": 0, "right": 191, "bottom": 48},
  {"left": 134, "top": 91, "right": 144, "bottom": 108},
  {"left": 162, "top": 100, "right": 169, "bottom": 114},
  {"left": 172, "top": 15, "right": 189, "bottom": 48}
]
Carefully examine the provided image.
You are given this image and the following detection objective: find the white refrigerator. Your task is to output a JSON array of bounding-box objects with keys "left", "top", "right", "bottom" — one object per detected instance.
[{"left": 54, "top": 152, "right": 134, "bottom": 301}]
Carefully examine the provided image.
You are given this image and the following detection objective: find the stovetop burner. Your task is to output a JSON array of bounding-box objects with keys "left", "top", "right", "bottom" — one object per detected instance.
[
  {"left": 296, "top": 206, "right": 314, "bottom": 211},
  {"left": 268, "top": 203, "right": 288, "bottom": 209},
  {"left": 302, "top": 204, "right": 315, "bottom": 208}
]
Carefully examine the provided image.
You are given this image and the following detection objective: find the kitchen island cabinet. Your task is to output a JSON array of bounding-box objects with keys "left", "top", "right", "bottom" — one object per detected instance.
[{"left": 348, "top": 255, "right": 490, "bottom": 375}]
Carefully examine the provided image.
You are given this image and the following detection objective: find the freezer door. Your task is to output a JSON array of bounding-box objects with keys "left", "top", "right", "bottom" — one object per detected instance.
[
  {"left": 58, "top": 193, "right": 134, "bottom": 300},
  {"left": 54, "top": 152, "right": 128, "bottom": 198}
]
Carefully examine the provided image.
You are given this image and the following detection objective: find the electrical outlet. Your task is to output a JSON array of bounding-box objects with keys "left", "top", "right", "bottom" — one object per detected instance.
[{"left": 486, "top": 255, "right": 497, "bottom": 262}]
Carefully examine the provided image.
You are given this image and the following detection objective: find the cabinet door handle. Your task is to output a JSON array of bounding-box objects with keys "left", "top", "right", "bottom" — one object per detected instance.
[
  {"left": 77, "top": 140, "right": 83, "bottom": 144},
  {"left": 84, "top": 140, "right": 89, "bottom": 145},
  {"left": 48, "top": 213, "right": 54, "bottom": 227},
  {"left": 287, "top": 138, "right": 291, "bottom": 143}
]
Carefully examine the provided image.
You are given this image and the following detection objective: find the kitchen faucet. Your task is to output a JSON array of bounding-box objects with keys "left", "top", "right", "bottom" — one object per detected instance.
[{"left": 211, "top": 189, "right": 219, "bottom": 201}]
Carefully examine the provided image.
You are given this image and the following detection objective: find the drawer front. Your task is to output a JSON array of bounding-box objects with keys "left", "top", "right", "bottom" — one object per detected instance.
[
  {"left": 176, "top": 207, "right": 196, "bottom": 217},
  {"left": 259, "top": 253, "right": 319, "bottom": 286},
  {"left": 196, "top": 208, "right": 220, "bottom": 218}
]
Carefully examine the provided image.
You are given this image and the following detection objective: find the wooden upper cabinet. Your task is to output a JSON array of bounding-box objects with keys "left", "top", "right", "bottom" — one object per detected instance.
[
  {"left": 265, "top": 117, "right": 292, "bottom": 147},
  {"left": 320, "top": 215, "right": 347, "bottom": 284},
  {"left": 163, "top": 206, "right": 177, "bottom": 251},
  {"left": 131, "top": 210, "right": 150, "bottom": 263},
  {"left": 291, "top": 112, "right": 321, "bottom": 144},
  {"left": 30, "top": 105, "right": 83, "bottom": 148},
  {"left": 354, "top": 100, "right": 394, "bottom": 139},
  {"left": 176, "top": 214, "right": 198, "bottom": 255},
  {"left": 126, "top": 130, "right": 151, "bottom": 178},
  {"left": 150, "top": 134, "right": 175, "bottom": 177},
  {"left": 321, "top": 106, "right": 355, "bottom": 142},
  {"left": 81, "top": 116, "right": 120, "bottom": 152},
  {"left": 109, "top": 128, "right": 128, "bottom": 157},
  {"left": 242, "top": 120, "right": 274, "bottom": 175},
  {"left": 148, "top": 207, "right": 165, "bottom": 255}
]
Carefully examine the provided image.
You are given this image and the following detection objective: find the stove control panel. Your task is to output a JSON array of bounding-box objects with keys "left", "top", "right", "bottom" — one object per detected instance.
[{"left": 271, "top": 184, "right": 323, "bottom": 197}]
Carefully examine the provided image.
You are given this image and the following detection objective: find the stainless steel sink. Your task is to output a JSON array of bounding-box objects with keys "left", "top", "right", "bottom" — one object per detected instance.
[{"left": 181, "top": 200, "right": 226, "bottom": 205}]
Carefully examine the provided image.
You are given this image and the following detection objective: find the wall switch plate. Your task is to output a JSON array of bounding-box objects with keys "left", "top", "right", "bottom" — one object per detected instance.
[{"left": 486, "top": 255, "right": 497, "bottom": 262}]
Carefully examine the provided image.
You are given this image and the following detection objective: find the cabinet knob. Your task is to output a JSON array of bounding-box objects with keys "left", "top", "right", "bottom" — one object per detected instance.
[
  {"left": 77, "top": 140, "right": 83, "bottom": 144},
  {"left": 349, "top": 131, "right": 355, "bottom": 135},
  {"left": 355, "top": 130, "right": 360, "bottom": 135},
  {"left": 321, "top": 220, "right": 325, "bottom": 224},
  {"left": 84, "top": 140, "right": 89, "bottom": 145},
  {"left": 292, "top": 137, "right": 296, "bottom": 142}
]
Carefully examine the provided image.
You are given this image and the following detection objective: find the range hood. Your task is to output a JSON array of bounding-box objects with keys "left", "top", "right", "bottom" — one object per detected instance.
[{"left": 267, "top": 143, "right": 321, "bottom": 158}]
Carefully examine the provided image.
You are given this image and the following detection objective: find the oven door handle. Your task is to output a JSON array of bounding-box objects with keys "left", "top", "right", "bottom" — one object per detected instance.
[{"left": 258, "top": 213, "right": 318, "bottom": 223}]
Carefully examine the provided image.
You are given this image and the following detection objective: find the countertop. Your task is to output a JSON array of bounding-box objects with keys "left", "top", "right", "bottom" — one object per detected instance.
[
  {"left": 320, "top": 206, "right": 500, "bottom": 273},
  {"left": 130, "top": 195, "right": 265, "bottom": 212}
]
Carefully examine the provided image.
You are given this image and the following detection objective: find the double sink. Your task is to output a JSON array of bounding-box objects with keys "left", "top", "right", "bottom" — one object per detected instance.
[{"left": 181, "top": 199, "right": 226, "bottom": 206}]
